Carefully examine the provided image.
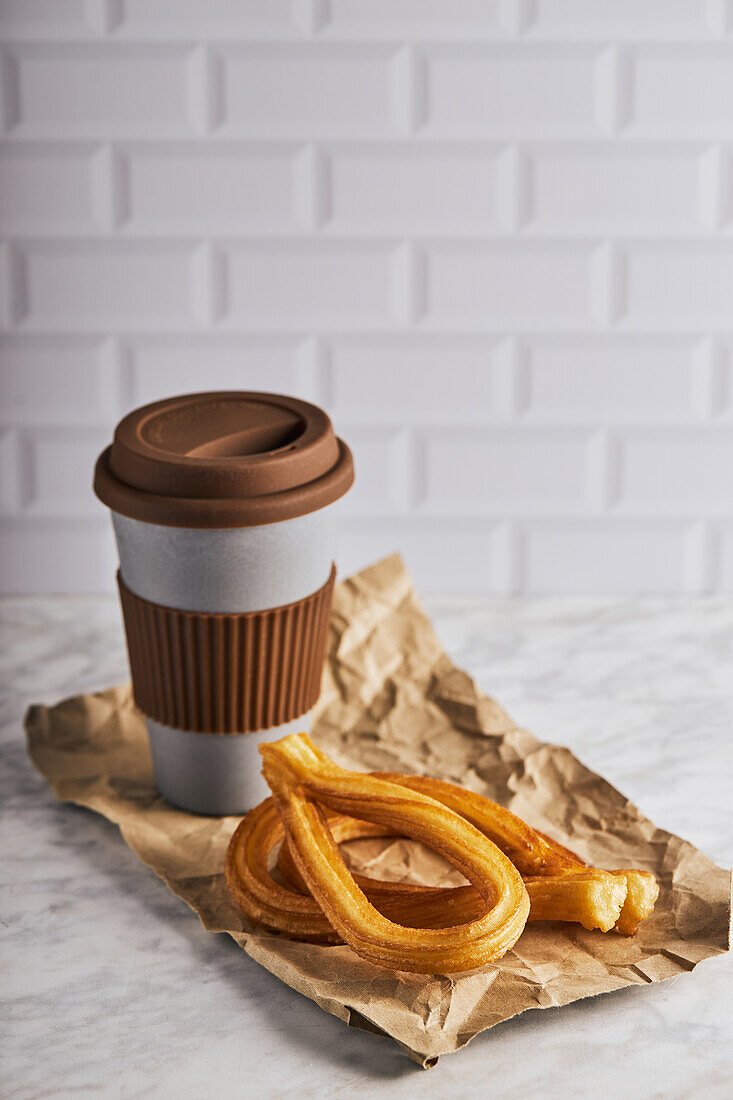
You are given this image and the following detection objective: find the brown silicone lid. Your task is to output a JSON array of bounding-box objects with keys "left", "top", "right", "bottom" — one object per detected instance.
[{"left": 94, "top": 391, "right": 354, "bottom": 528}]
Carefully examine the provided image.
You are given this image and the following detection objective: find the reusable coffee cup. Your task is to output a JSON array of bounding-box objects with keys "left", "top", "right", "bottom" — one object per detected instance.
[{"left": 93, "top": 391, "right": 353, "bottom": 815}]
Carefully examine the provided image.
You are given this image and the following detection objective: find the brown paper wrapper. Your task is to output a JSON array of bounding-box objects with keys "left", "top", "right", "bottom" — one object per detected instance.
[{"left": 25, "top": 554, "right": 731, "bottom": 1068}]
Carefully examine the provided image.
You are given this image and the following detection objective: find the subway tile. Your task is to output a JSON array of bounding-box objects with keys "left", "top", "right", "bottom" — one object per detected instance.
[
  {"left": 527, "top": 146, "right": 702, "bottom": 233},
  {"left": 420, "top": 428, "right": 591, "bottom": 513},
  {"left": 338, "top": 426, "right": 413, "bottom": 514},
  {"left": 125, "top": 338, "right": 307, "bottom": 407},
  {"left": 628, "top": 47, "right": 733, "bottom": 137},
  {"left": 325, "top": 145, "right": 511, "bottom": 233},
  {"left": 22, "top": 426, "right": 111, "bottom": 517},
  {"left": 223, "top": 244, "right": 397, "bottom": 329},
  {"left": 8, "top": 45, "right": 196, "bottom": 138},
  {"left": 218, "top": 46, "right": 399, "bottom": 138},
  {"left": 522, "top": 521, "right": 692, "bottom": 593},
  {"left": 422, "top": 46, "right": 601, "bottom": 137},
  {"left": 0, "top": 337, "right": 120, "bottom": 423},
  {"left": 0, "top": 0, "right": 98, "bottom": 39},
  {"left": 0, "top": 430, "right": 21, "bottom": 514},
  {"left": 17, "top": 242, "right": 197, "bottom": 330},
  {"left": 327, "top": 337, "right": 499, "bottom": 421},
  {"left": 621, "top": 245, "right": 733, "bottom": 329},
  {"left": 338, "top": 518, "right": 507, "bottom": 594},
  {"left": 423, "top": 244, "right": 594, "bottom": 329},
  {"left": 114, "top": 0, "right": 305, "bottom": 38},
  {"left": 0, "top": 519, "right": 116, "bottom": 593},
  {"left": 321, "top": 0, "right": 512, "bottom": 39},
  {"left": 123, "top": 144, "right": 303, "bottom": 233},
  {"left": 520, "top": 338, "right": 700, "bottom": 423},
  {"left": 0, "top": 144, "right": 102, "bottom": 233},
  {"left": 526, "top": 0, "right": 716, "bottom": 39},
  {"left": 616, "top": 428, "right": 733, "bottom": 512},
  {"left": 717, "top": 525, "right": 733, "bottom": 591}
]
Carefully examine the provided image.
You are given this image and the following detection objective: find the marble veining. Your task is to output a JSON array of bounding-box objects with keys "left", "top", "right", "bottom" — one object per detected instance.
[{"left": 1, "top": 595, "right": 731, "bottom": 1099}]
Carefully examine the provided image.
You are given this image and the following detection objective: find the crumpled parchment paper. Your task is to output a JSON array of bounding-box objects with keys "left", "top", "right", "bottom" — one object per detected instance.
[{"left": 25, "top": 554, "right": 731, "bottom": 1067}]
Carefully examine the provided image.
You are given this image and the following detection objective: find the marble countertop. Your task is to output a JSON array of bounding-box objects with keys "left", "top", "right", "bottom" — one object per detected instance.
[{"left": 2, "top": 594, "right": 731, "bottom": 1099}]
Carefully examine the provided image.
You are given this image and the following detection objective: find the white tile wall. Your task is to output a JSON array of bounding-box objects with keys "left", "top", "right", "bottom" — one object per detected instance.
[{"left": 1, "top": 0, "right": 733, "bottom": 594}]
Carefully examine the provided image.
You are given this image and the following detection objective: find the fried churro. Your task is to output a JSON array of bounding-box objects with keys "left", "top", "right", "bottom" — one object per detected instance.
[
  {"left": 224, "top": 734, "right": 658, "bottom": 971},
  {"left": 256, "top": 733, "right": 530, "bottom": 973}
]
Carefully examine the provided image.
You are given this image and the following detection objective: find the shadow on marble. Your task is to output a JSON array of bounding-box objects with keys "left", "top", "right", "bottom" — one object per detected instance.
[{"left": 38, "top": 796, "right": 420, "bottom": 1081}]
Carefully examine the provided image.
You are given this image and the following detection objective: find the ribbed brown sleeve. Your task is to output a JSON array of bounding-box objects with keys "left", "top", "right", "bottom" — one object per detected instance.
[{"left": 117, "top": 566, "right": 335, "bottom": 733}]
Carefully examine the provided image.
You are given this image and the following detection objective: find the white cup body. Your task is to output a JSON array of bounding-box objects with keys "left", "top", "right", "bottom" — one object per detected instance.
[
  {"left": 112, "top": 506, "right": 336, "bottom": 613},
  {"left": 145, "top": 715, "right": 311, "bottom": 816},
  {"left": 111, "top": 506, "right": 337, "bottom": 814}
]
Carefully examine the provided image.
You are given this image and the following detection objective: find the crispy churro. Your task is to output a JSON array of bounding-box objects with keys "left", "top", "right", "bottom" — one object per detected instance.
[
  {"left": 225, "top": 735, "right": 658, "bottom": 970},
  {"left": 257, "top": 733, "right": 530, "bottom": 973},
  {"left": 227, "top": 799, "right": 626, "bottom": 943}
]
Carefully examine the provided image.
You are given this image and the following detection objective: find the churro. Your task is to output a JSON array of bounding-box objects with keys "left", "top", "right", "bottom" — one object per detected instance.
[
  {"left": 226, "top": 799, "right": 626, "bottom": 943},
  {"left": 225, "top": 735, "right": 658, "bottom": 971},
  {"left": 257, "top": 733, "right": 530, "bottom": 973},
  {"left": 278, "top": 817, "right": 627, "bottom": 933},
  {"left": 375, "top": 773, "right": 657, "bottom": 935}
]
